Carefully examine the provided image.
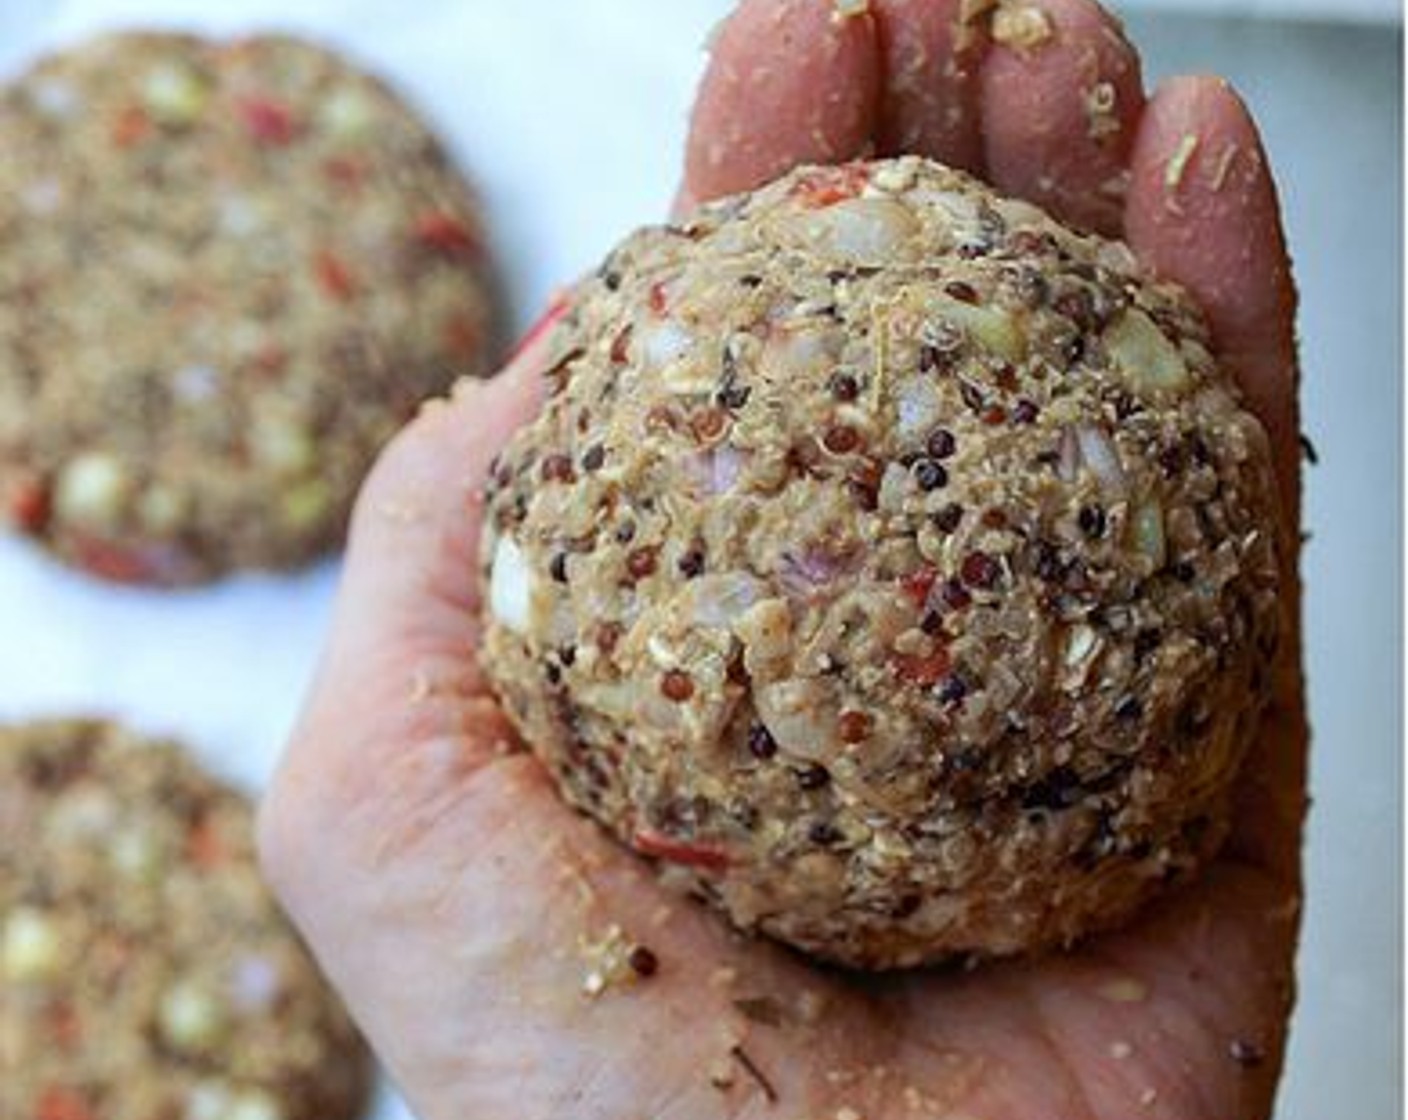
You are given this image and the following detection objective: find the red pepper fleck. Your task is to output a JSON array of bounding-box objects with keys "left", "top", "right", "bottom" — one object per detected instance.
[
  {"left": 70, "top": 535, "right": 163, "bottom": 584},
  {"left": 313, "top": 249, "right": 356, "bottom": 301},
  {"left": 609, "top": 324, "right": 633, "bottom": 364},
  {"left": 321, "top": 156, "right": 365, "bottom": 188},
  {"left": 186, "top": 816, "right": 226, "bottom": 869},
  {"left": 36, "top": 1087, "right": 94, "bottom": 1120},
  {"left": 838, "top": 710, "right": 872, "bottom": 743},
  {"left": 633, "top": 828, "right": 730, "bottom": 871},
  {"left": 900, "top": 566, "right": 938, "bottom": 609},
  {"left": 46, "top": 1001, "right": 82, "bottom": 1051},
  {"left": 415, "top": 211, "right": 478, "bottom": 255},
  {"left": 111, "top": 106, "right": 150, "bottom": 148},
  {"left": 894, "top": 646, "right": 952, "bottom": 687},
  {"left": 238, "top": 96, "right": 298, "bottom": 145},
  {"left": 982, "top": 404, "right": 1008, "bottom": 426},
  {"left": 789, "top": 163, "right": 870, "bottom": 208},
  {"left": 539, "top": 454, "right": 576, "bottom": 484},
  {"left": 7, "top": 477, "right": 50, "bottom": 533},
  {"left": 660, "top": 669, "right": 695, "bottom": 702},
  {"left": 648, "top": 281, "right": 669, "bottom": 316}
]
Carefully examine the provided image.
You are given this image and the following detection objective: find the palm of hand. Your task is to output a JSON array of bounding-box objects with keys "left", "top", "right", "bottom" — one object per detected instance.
[{"left": 261, "top": 2, "right": 1305, "bottom": 1118}]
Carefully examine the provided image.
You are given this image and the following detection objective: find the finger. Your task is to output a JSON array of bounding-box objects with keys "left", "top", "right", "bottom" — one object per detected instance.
[
  {"left": 979, "top": 0, "right": 1144, "bottom": 236},
  {"left": 1124, "top": 75, "right": 1299, "bottom": 523},
  {"left": 871, "top": 0, "right": 988, "bottom": 171},
  {"left": 1124, "top": 77, "right": 1304, "bottom": 884},
  {"left": 681, "top": 0, "right": 881, "bottom": 210}
]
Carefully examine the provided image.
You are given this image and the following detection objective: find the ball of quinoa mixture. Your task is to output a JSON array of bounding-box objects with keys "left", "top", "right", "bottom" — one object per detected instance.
[{"left": 480, "top": 156, "right": 1281, "bottom": 969}]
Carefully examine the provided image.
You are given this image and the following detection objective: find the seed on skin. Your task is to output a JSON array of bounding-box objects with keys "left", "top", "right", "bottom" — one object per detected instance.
[
  {"left": 615, "top": 520, "right": 637, "bottom": 544},
  {"left": 959, "top": 381, "right": 985, "bottom": 411},
  {"left": 661, "top": 670, "right": 695, "bottom": 702},
  {"left": 829, "top": 371, "right": 861, "bottom": 401},
  {"left": 945, "top": 280, "right": 979, "bottom": 304},
  {"left": 838, "top": 710, "right": 871, "bottom": 743},
  {"left": 796, "top": 764, "right": 831, "bottom": 790},
  {"left": 626, "top": 547, "right": 658, "bottom": 580},
  {"left": 981, "top": 508, "right": 1007, "bottom": 530},
  {"left": 1158, "top": 444, "right": 1183, "bottom": 477},
  {"left": 822, "top": 424, "right": 862, "bottom": 455},
  {"left": 994, "top": 364, "right": 1019, "bottom": 393},
  {"left": 926, "top": 428, "right": 957, "bottom": 459},
  {"left": 581, "top": 444, "right": 606, "bottom": 472},
  {"left": 549, "top": 553, "right": 569, "bottom": 583},
  {"left": 1013, "top": 398, "right": 1040, "bottom": 424},
  {"left": 540, "top": 454, "right": 576, "bottom": 484},
  {"left": 1079, "top": 504, "right": 1107, "bottom": 539},
  {"left": 913, "top": 459, "right": 948, "bottom": 491},
  {"left": 627, "top": 945, "right": 659, "bottom": 977},
  {"left": 960, "top": 551, "right": 1000, "bottom": 589},
  {"left": 747, "top": 723, "right": 778, "bottom": 760},
  {"left": 1172, "top": 561, "right": 1196, "bottom": 583},
  {"left": 933, "top": 503, "right": 964, "bottom": 533}
]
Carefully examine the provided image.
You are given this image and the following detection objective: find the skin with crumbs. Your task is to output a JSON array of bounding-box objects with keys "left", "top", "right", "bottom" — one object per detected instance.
[{"left": 481, "top": 156, "right": 1280, "bottom": 969}]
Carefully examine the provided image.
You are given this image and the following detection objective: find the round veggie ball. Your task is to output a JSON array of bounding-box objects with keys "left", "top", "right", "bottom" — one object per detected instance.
[{"left": 480, "top": 157, "right": 1281, "bottom": 969}]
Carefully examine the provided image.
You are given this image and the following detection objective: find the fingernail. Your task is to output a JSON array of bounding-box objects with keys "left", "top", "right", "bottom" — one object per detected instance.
[{"left": 508, "top": 291, "right": 570, "bottom": 364}]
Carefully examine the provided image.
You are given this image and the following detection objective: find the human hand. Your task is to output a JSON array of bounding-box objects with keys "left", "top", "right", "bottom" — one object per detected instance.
[{"left": 260, "top": 2, "right": 1305, "bottom": 1117}]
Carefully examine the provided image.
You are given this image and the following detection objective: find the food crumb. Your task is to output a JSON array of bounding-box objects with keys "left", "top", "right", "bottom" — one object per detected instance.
[
  {"left": 577, "top": 924, "right": 655, "bottom": 997},
  {"left": 1084, "top": 81, "right": 1119, "bottom": 141},
  {"left": 1209, "top": 142, "right": 1239, "bottom": 191},
  {"left": 1164, "top": 133, "right": 1200, "bottom": 191},
  {"left": 1097, "top": 976, "right": 1148, "bottom": 1003},
  {"left": 832, "top": 0, "right": 871, "bottom": 21},
  {"left": 991, "top": 2, "right": 1054, "bottom": 50},
  {"left": 1109, "top": 1039, "right": 1134, "bottom": 1060},
  {"left": 837, "top": 1108, "right": 864, "bottom": 1120},
  {"left": 1139, "top": 1087, "right": 1159, "bottom": 1108}
]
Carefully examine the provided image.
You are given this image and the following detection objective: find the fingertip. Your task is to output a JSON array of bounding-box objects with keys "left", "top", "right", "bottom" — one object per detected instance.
[
  {"left": 871, "top": 0, "right": 988, "bottom": 171},
  {"left": 684, "top": 0, "right": 881, "bottom": 204},
  {"left": 1125, "top": 75, "right": 1299, "bottom": 518},
  {"left": 980, "top": 0, "right": 1144, "bottom": 235}
]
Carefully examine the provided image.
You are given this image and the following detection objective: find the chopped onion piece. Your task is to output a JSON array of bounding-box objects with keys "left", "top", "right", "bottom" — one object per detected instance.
[
  {"left": 785, "top": 197, "right": 920, "bottom": 265},
  {"left": 933, "top": 296, "right": 1026, "bottom": 362},
  {"left": 1075, "top": 424, "right": 1127, "bottom": 496},
  {"left": 1104, "top": 308, "right": 1190, "bottom": 394},
  {"left": 1132, "top": 500, "right": 1167, "bottom": 568},
  {"left": 688, "top": 573, "right": 765, "bottom": 628},
  {"left": 489, "top": 536, "right": 533, "bottom": 633},
  {"left": 640, "top": 319, "right": 693, "bottom": 368}
]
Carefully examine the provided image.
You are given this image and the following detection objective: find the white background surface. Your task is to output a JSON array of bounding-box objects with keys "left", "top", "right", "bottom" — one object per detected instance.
[{"left": 0, "top": 3, "right": 1398, "bottom": 1119}]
